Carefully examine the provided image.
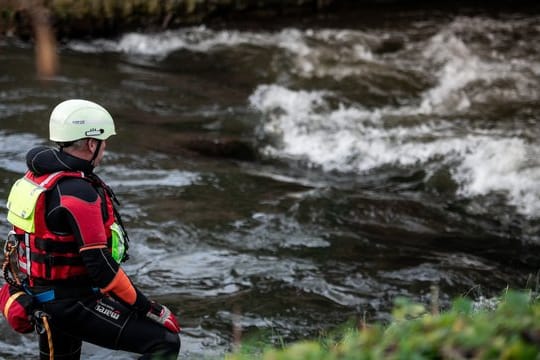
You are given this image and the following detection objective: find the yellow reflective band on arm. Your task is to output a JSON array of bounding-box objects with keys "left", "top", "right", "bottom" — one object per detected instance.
[
  {"left": 110, "top": 222, "right": 126, "bottom": 264},
  {"left": 6, "top": 177, "right": 45, "bottom": 233}
]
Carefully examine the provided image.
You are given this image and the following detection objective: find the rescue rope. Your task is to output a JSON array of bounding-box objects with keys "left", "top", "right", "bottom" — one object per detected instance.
[
  {"left": 2, "top": 240, "right": 21, "bottom": 287},
  {"left": 41, "top": 314, "right": 54, "bottom": 360},
  {"left": 3, "top": 235, "right": 54, "bottom": 360}
]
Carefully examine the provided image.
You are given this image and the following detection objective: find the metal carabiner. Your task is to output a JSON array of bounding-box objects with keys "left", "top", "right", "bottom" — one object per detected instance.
[{"left": 3, "top": 230, "right": 19, "bottom": 255}]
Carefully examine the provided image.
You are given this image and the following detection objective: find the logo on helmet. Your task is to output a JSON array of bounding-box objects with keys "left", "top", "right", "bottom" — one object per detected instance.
[{"left": 85, "top": 128, "right": 104, "bottom": 137}]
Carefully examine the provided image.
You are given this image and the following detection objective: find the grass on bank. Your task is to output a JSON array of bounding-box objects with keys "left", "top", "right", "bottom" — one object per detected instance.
[{"left": 227, "top": 290, "right": 540, "bottom": 360}]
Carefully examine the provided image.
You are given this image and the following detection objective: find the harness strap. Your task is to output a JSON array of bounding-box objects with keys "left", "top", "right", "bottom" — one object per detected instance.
[
  {"left": 29, "top": 253, "right": 83, "bottom": 266},
  {"left": 3, "top": 291, "right": 25, "bottom": 318},
  {"left": 33, "top": 290, "right": 55, "bottom": 303},
  {"left": 31, "top": 287, "right": 100, "bottom": 304},
  {"left": 34, "top": 238, "right": 78, "bottom": 253},
  {"left": 90, "top": 140, "right": 102, "bottom": 165},
  {"left": 24, "top": 233, "right": 31, "bottom": 278}
]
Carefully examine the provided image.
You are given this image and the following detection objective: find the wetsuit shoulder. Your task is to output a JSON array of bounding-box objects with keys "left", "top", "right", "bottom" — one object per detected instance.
[{"left": 56, "top": 177, "right": 98, "bottom": 202}]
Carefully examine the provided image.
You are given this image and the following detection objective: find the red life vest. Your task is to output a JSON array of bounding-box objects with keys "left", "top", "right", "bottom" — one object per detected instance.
[{"left": 12, "top": 171, "right": 115, "bottom": 285}]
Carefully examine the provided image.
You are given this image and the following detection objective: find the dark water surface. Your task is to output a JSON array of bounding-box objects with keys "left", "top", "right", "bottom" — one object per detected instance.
[{"left": 1, "top": 8, "right": 540, "bottom": 359}]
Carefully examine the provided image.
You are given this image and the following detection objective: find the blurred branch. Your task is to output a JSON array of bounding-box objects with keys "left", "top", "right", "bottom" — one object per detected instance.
[
  {"left": 28, "top": 1, "right": 58, "bottom": 79},
  {"left": 2, "top": 0, "right": 58, "bottom": 79}
]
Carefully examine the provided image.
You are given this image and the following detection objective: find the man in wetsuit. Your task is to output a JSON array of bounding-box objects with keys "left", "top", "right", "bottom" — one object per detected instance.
[{"left": 5, "top": 99, "right": 180, "bottom": 359}]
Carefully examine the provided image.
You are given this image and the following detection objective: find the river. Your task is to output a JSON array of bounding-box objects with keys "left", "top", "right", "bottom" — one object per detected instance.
[{"left": 1, "top": 7, "right": 540, "bottom": 359}]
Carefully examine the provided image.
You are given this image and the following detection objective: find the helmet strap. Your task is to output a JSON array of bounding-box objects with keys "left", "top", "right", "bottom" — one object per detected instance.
[{"left": 89, "top": 139, "right": 103, "bottom": 166}]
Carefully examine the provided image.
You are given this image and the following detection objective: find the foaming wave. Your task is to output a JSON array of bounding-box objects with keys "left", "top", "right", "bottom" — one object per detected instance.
[
  {"left": 249, "top": 84, "right": 540, "bottom": 217},
  {"left": 65, "top": 18, "right": 539, "bottom": 113},
  {"left": 102, "top": 167, "right": 200, "bottom": 188},
  {"left": 454, "top": 137, "right": 540, "bottom": 215},
  {"left": 67, "top": 26, "right": 271, "bottom": 58},
  {"left": 0, "top": 332, "right": 37, "bottom": 359},
  {"left": 273, "top": 28, "right": 379, "bottom": 80},
  {"left": 417, "top": 18, "right": 539, "bottom": 115},
  {"left": 66, "top": 27, "right": 378, "bottom": 78}
]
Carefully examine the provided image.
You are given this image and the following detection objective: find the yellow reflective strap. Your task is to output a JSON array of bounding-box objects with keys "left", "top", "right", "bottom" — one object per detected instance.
[
  {"left": 3, "top": 291, "right": 25, "bottom": 318},
  {"left": 6, "top": 177, "right": 46, "bottom": 233}
]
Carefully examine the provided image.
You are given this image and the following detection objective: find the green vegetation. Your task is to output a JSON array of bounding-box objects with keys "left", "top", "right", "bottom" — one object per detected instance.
[{"left": 227, "top": 291, "right": 540, "bottom": 360}]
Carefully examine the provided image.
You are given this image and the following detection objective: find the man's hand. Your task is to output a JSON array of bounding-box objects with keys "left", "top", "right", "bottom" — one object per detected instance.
[{"left": 146, "top": 302, "right": 181, "bottom": 333}]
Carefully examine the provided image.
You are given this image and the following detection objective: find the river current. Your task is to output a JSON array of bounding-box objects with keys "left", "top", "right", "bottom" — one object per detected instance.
[{"left": 1, "top": 8, "right": 540, "bottom": 359}]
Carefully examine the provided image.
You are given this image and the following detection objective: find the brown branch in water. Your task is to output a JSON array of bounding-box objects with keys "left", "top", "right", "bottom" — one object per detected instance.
[
  {"left": 27, "top": 0, "right": 58, "bottom": 79},
  {"left": 2, "top": 0, "right": 58, "bottom": 79}
]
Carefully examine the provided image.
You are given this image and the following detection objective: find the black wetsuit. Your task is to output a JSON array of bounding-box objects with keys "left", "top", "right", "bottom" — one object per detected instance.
[{"left": 24, "top": 146, "right": 180, "bottom": 360}]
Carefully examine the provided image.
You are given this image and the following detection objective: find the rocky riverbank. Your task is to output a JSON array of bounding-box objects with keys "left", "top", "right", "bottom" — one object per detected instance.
[
  {"left": 2, "top": 0, "right": 339, "bottom": 40},
  {"left": 2, "top": 0, "right": 539, "bottom": 41}
]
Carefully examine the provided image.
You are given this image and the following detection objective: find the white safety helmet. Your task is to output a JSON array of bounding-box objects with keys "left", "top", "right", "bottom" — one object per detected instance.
[{"left": 49, "top": 99, "right": 116, "bottom": 142}]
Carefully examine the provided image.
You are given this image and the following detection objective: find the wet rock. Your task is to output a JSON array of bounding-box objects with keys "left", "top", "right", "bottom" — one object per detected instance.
[
  {"left": 373, "top": 36, "right": 405, "bottom": 54},
  {"left": 161, "top": 133, "right": 258, "bottom": 161},
  {"left": 180, "top": 135, "right": 258, "bottom": 161}
]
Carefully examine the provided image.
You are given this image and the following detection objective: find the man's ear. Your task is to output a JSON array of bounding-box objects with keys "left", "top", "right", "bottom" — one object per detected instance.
[{"left": 86, "top": 138, "right": 96, "bottom": 152}]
